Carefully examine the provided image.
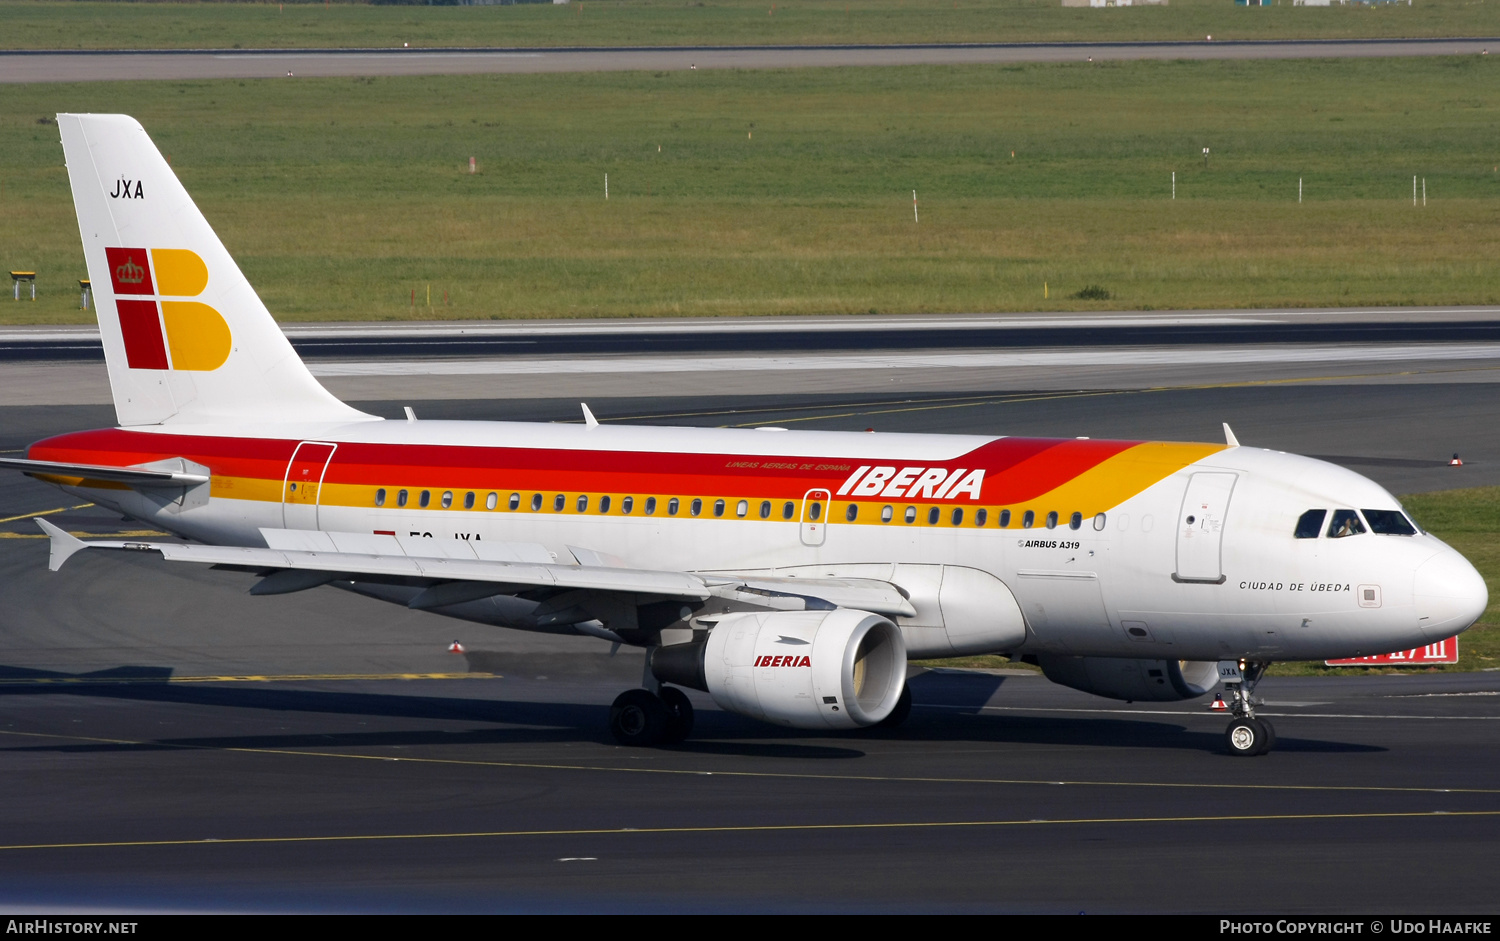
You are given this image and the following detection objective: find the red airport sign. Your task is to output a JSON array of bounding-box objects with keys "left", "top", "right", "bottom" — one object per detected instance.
[{"left": 1326, "top": 636, "right": 1459, "bottom": 666}]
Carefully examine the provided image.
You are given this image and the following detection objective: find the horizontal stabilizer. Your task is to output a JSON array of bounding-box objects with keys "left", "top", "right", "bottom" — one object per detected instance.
[
  {"left": 0, "top": 457, "right": 208, "bottom": 488},
  {"left": 36, "top": 518, "right": 91, "bottom": 572}
]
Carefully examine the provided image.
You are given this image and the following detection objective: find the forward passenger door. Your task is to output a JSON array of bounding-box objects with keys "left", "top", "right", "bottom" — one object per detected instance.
[{"left": 1175, "top": 472, "right": 1236, "bottom": 583}]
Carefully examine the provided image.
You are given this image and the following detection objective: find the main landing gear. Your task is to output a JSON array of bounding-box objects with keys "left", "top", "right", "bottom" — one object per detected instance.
[
  {"left": 1222, "top": 660, "right": 1275, "bottom": 757},
  {"left": 608, "top": 687, "right": 694, "bottom": 747}
]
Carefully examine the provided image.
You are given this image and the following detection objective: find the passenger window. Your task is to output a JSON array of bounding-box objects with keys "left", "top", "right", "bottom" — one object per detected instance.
[
  {"left": 714, "top": 499, "right": 725, "bottom": 518},
  {"left": 577, "top": 494, "right": 589, "bottom": 512},
  {"left": 881, "top": 505, "right": 894, "bottom": 523},
  {"left": 846, "top": 504, "right": 858, "bottom": 522},
  {"left": 951, "top": 508, "right": 963, "bottom": 526},
  {"left": 736, "top": 499, "right": 748, "bottom": 518},
  {"left": 530, "top": 493, "right": 542, "bottom": 512},
  {"left": 623, "top": 496, "right": 634, "bottom": 515},
  {"left": 508, "top": 492, "right": 520, "bottom": 511},
  {"left": 759, "top": 500, "right": 771, "bottom": 519},
  {"left": 1294, "top": 509, "right": 1326, "bottom": 538},
  {"left": 375, "top": 488, "right": 386, "bottom": 507},
  {"left": 441, "top": 491, "right": 453, "bottom": 509},
  {"left": 999, "top": 509, "right": 1011, "bottom": 528},
  {"left": 691, "top": 498, "right": 703, "bottom": 517},
  {"left": 1045, "top": 511, "right": 1058, "bottom": 530},
  {"left": 809, "top": 501, "right": 822, "bottom": 521},
  {"left": 668, "top": 497, "right": 680, "bottom": 515},
  {"left": 927, "top": 507, "right": 940, "bottom": 525},
  {"left": 486, "top": 492, "right": 498, "bottom": 510},
  {"left": 1363, "top": 509, "right": 1417, "bottom": 536},
  {"left": 600, "top": 495, "right": 612, "bottom": 513},
  {"left": 1069, "top": 512, "right": 1082, "bottom": 531},
  {"left": 975, "top": 508, "right": 987, "bottom": 527},
  {"left": 1093, "top": 512, "right": 1106, "bottom": 531},
  {"left": 1327, "top": 509, "right": 1366, "bottom": 538},
  {"left": 553, "top": 494, "right": 565, "bottom": 512},
  {"left": 464, "top": 492, "right": 475, "bottom": 510},
  {"left": 782, "top": 501, "right": 795, "bottom": 520},
  {"left": 1022, "top": 510, "right": 1034, "bottom": 529},
  {"left": 646, "top": 497, "right": 657, "bottom": 515},
  {"left": 420, "top": 490, "right": 431, "bottom": 508},
  {"left": 397, "top": 489, "right": 409, "bottom": 508},
  {"left": 904, "top": 506, "right": 917, "bottom": 524}
]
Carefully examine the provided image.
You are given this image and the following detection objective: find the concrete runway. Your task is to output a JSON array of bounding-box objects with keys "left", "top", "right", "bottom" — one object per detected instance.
[
  {"left": 4, "top": 38, "right": 1496, "bottom": 84},
  {"left": 1, "top": 378, "right": 1498, "bottom": 911}
]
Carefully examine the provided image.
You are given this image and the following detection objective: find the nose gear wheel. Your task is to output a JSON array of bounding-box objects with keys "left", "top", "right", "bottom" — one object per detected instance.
[{"left": 1222, "top": 661, "right": 1275, "bottom": 756}]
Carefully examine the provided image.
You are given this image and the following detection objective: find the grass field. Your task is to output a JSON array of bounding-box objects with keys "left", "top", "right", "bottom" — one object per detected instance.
[
  {"left": 3, "top": 56, "right": 1498, "bottom": 323},
  {"left": 918, "top": 486, "right": 1500, "bottom": 675},
  {"left": 7, "top": 0, "right": 1500, "bottom": 51}
]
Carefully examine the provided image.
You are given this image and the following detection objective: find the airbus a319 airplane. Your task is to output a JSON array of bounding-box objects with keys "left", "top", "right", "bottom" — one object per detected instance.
[{"left": 4, "top": 115, "right": 1486, "bottom": 756}]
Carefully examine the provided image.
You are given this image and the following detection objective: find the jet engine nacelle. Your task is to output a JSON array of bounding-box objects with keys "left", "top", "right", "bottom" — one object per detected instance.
[
  {"left": 651, "top": 609, "right": 906, "bottom": 730},
  {"left": 1036, "top": 655, "right": 1220, "bottom": 703}
]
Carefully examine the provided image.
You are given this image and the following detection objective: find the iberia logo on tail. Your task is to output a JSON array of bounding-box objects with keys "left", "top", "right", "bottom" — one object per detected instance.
[{"left": 104, "top": 247, "right": 231, "bottom": 372}]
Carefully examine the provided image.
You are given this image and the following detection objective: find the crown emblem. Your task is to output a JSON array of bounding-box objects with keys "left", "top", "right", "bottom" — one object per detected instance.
[{"left": 115, "top": 258, "right": 145, "bottom": 284}]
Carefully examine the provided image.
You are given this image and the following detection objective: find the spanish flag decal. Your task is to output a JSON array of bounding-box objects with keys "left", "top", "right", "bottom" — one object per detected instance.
[{"left": 105, "top": 247, "right": 231, "bottom": 372}]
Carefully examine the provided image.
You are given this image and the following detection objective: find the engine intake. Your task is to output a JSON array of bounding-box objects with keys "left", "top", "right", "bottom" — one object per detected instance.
[
  {"left": 1036, "top": 655, "right": 1220, "bottom": 702},
  {"left": 651, "top": 609, "right": 906, "bottom": 730}
]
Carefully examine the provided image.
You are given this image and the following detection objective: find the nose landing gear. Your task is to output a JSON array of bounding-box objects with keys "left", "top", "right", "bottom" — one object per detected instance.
[{"left": 1221, "top": 660, "right": 1275, "bottom": 757}]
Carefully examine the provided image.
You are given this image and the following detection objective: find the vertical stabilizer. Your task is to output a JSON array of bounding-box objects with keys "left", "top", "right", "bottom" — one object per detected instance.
[{"left": 58, "top": 114, "right": 374, "bottom": 427}]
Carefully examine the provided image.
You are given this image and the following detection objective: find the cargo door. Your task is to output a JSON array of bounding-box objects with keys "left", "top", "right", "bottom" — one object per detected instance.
[
  {"left": 1175, "top": 472, "right": 1236, "bottom": 584},
  {"left": 799, "top": 488, "right": 831, "bottom": 547},
  {"left": 281, "top": 441, "right": 337, "bottom": 530}
]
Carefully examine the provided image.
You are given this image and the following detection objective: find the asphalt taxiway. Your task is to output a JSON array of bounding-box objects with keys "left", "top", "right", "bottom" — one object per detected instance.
[
  {"left": 4, "top": 38, "right": 1496, "bottom": 84},
  {"left": 1, "top": 375, "right": 1497, "bottom": 911}
]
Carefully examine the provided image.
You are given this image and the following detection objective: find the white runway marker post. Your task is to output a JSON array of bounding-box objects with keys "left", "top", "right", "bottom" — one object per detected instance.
[
  {"left": 1172, "top": 171, "right": 1175, "bottom": 200},
  {"left": 1423, "top": 177, "right": 1427, "bottom": 207},
  {"left": 605, "top": 173, "right": 609, "bottom": 200},
  {"left": 913, "top": 190, "right": 918, "bottom": 224},
  {"left": 1299, "top": 177, "right": 1302, "bottom": 204}
]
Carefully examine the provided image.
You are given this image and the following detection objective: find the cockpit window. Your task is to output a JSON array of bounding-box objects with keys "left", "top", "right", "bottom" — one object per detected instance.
[
  {"left": 1327, "top": 509, "right": 1366, "bottom": 538},
  {"left": 1362, "top": 509, "right": 1418, "bottom": 536},
  {"left": 1294, "top": 509, "right": 1326, "bottom": 539}
]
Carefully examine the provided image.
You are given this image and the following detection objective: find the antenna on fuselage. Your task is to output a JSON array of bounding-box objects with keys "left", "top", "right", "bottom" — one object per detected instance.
[
  {"left": 581, "top": 403, "right": 599, "bottom": 428},
  {"left": 1223, "top": 423, "right": 1240, "bottom": 447}
]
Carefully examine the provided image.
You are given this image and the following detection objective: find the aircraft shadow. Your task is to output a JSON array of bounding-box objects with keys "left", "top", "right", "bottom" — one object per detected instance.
[{"left": 0, "top": 664, "right": 1382, "bottom": 756}]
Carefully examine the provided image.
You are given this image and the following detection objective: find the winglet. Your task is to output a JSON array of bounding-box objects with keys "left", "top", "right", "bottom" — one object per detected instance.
[
  {"left": 36, "top": 518, "right": 88, "bottom": 572},
  {"left": 581, "top": 403, "right": 599, "bottom": 428},
  {"left": 1223, "top": 423, "right": 1240, "bottom": 448}
]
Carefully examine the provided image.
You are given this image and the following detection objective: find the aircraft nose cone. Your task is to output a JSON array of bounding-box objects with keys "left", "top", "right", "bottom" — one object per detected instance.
[{"left": 1413, "top": 548, "right": 1488, "bottom": 641}]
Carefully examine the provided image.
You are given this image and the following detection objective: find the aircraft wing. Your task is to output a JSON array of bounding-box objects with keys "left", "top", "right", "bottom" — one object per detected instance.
[
  {"left": 37, "top": 522, "right": 916, "bottom": 619},
  {"left": 0, "top": 457, "right": 209, "bottom": 488},
  {"left": 698, "top": 574, "right": 917, "bottom": 618},
  {"left": 36, "top": 520, "right": 711, "bottom": 601}
]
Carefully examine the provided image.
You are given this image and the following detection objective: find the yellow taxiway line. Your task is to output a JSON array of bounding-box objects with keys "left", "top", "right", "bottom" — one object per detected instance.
[
  {"left": 2, "top": 727, "right": 1497, "bottom": 797},
  {"left": 1, "top": 809, "right": 1496, "bottom": 854},
  {"left": 0, "top": 672, "right": 491, "bottom": 686}
]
